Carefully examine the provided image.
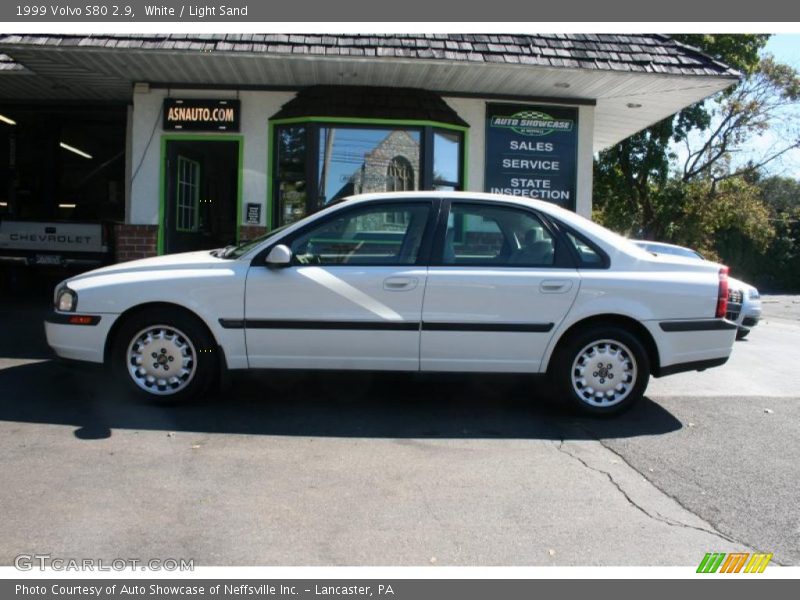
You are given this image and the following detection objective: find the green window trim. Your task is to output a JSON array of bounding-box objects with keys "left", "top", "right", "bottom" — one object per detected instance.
[
  {"left": 267, "top": 116, "right": 469, "bottom": 231},
  {"left": 158, "top": 134, "right": 244, "bottom": 255}
]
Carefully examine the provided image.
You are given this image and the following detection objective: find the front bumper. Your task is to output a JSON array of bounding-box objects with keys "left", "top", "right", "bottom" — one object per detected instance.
[
  {"left": 738, "top": 297, "right": 762, "bottom": 330},
  {"left": 44, "top": 311, "right": 118, "bottom": 364},
  {"left": 742, "top": 316, "right": 760, "bottom": 328}
]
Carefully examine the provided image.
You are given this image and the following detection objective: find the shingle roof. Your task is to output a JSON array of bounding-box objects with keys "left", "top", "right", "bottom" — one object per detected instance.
[
  {"left": 0, "top": 52, "right": 25, "bottom": 72},
  {"left": 0, "top": 33, "right": 739, "bottom": 78}
]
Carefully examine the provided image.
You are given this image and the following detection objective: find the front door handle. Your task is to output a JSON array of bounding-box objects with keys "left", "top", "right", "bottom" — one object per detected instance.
[
  {"left": 383, "top": 277, "right": 419, "bottom": 292},
  {"left": 540, "top": 279, "right": 573, "bottom": 294}
]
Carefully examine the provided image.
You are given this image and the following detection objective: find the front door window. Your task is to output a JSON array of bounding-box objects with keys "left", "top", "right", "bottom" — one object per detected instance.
[{"left": 289, "top": 202, "right": 431, "bottom": 266}]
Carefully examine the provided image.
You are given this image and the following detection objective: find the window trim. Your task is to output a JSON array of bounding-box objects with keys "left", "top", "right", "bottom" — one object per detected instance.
[
  {"left": 252, "top": 197, "right": 442, "bottom": 268},
  {"left": 429, "top": 198, "right": 574, "bottom": 269},
  {"left": 267, "top": 117, "right": 469, "bottom": 230}
]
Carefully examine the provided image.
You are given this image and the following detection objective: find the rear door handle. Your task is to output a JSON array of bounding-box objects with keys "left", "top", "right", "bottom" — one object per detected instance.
[
  {"left": 540, "top": 279, "right": 573, "bottom": 293},
  {"left": 383, "top": 276, "right": 419, "bottom": 292}
]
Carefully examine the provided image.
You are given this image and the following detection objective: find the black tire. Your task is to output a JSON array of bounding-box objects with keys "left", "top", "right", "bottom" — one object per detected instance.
[
  {"left": 111, "top": 306, "right": 218, "bottom": 404},
  {"left": 550, "top": 324, "right": 650, "bottom": 416},
  {"left": 736, "top": 328, "right": 749, "bottom": 341}
]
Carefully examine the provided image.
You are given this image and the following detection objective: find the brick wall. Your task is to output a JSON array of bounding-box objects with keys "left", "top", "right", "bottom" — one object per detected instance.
[{"left": 115, "top": 224, "right": 158, "bottom": 262}]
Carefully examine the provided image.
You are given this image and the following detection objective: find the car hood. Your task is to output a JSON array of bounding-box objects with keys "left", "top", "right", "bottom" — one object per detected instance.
[
  {"left": 66, "top": 250, "right": 231, "bottom": 283},
  {"left": 728, "top": 276, "right": 756, "bottom": 294}
]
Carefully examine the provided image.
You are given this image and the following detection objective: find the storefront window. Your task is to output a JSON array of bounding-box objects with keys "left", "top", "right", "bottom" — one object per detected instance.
[
  {"left": 433, "top": 129, "right": 462, "bottom": 190},
  {"left": 276, "top": 125, "right": 307, "bottom": 225},
  {"left": 272, "top": 121, "right": 464, "bottom": 227},
  {"left": 317, "top": 127, "right": 421, "bottom": 206}
]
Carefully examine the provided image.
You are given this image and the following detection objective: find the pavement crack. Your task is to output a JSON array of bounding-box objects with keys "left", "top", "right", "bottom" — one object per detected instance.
[
  {"left": 552, "top": 439, "right": 744, "bottom": 547},
  {"left": 584, "top": 436, "right": 792, "bottom": 566}
]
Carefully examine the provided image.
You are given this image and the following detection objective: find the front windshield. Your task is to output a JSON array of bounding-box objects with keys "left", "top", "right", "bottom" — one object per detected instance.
[
  {"left": 224, "top": 224, "right": 290, "bottom": 259},
  {"left": 222, "top": 197, "right": 355, "bottom": 259}
]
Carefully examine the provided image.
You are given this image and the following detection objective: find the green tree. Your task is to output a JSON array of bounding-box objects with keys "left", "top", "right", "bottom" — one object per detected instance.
[
  {"left": 732, "top": 176, "right": 800, "bottom": 290},
  {"left": 593, "top": 34, "right": 773, "bottom": 240},
  {"left": 595, "top": 35, "right": 800, "bottom": 285}
]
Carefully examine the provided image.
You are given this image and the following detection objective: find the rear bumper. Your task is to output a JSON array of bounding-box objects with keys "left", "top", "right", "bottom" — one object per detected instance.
[
  {"left": 645, "top": 318, "right": 736, "bottom": 377},
  {"left": 44, "top": 311, "right": 117, "bottom": 364},
  {"left": 653, "top": 356, "right": 729, "bottom": 377}
]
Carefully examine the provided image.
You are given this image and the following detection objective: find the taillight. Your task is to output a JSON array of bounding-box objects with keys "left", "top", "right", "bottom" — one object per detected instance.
[{"left": 716, "top": 266, "right": 729, "bottom": 318}]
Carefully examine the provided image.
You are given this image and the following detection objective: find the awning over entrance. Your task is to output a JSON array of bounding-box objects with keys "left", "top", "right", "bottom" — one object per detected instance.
[{"left": 270, "top": 86, "right": 469, "bottom": 127}]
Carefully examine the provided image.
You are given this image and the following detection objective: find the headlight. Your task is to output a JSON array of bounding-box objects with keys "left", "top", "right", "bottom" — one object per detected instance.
[
  {"left": 55, "top": 287, "right": 77, "bottom": 312},
  {"left": 748, "top": 288, "right": 760, "bottom": 300}
]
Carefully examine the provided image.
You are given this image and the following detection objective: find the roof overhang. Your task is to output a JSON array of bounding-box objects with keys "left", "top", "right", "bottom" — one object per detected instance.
[{"left": 0, "top": 45, "right": 738, "bottom": 151}]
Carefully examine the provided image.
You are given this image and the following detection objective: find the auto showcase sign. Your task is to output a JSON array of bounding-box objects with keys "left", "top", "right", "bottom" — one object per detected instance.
[
  {"left": 163, "top": 98, "right": 241, "bottom": 132},
  {"left": 485, "top": 103, "right": 578, "bottom": 210}
]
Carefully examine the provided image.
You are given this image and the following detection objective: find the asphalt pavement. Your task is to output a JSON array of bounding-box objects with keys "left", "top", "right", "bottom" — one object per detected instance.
[{"left": 0, "top": 281, "right": 796, "bottom": 566}]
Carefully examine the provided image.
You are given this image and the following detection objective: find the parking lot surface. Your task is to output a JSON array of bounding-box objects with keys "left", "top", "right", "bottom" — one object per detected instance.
[{"left": 0, "top": 284, "right": 797, "bottom": 566}]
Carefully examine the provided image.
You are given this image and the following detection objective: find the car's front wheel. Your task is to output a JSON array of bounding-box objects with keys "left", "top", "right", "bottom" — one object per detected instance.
[
  {"left": 551, "top": 325, "right": 650, "bottom": 416},
  {"left": 112, "top": 307, "right": 218, "bottom": 403}
]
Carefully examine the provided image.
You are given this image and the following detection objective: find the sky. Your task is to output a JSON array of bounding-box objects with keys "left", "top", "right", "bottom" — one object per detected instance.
[
  {"left": 669, "top": 34, "right": 800, "bottom": 181},
  {"left": 736, "top": 34, "right": 799, "bottom": 179},
  {"left": 765, "top": 34, "right": 800, "bottom": 69}
]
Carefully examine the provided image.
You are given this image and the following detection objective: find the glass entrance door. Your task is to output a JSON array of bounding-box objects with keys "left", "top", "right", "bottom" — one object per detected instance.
[{"left": 163, "top": 139, "right": 240, "bottom": 254}]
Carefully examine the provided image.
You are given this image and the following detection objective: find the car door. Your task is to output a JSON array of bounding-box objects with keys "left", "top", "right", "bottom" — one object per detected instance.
[
  {"left": 243, "top": 199, "right": 437, "bottom": 370},
  {"left": 420, "top": 199, "right": 580, "bottom": 373}
]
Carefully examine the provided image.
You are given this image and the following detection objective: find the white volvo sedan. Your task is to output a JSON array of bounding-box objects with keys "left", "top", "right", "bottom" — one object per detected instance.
[{"left": 45, "top": 192, "right": 737, "bottom": 415}]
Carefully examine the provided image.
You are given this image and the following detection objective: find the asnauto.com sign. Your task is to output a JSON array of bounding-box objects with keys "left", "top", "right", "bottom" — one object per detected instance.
[
  {"left": 696, "top": 552, "right": 773, "bottom": 573},
  {"left": 162, "top": 98, "right": 241, "bottom": 132},
  {"left": 14, "top": 553, "right": 194, "bottom": 571}
]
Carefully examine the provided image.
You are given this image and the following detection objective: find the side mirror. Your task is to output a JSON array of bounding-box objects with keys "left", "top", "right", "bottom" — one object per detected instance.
[{"left": 265, "top": 244, "right": 292, "bottom": 267}]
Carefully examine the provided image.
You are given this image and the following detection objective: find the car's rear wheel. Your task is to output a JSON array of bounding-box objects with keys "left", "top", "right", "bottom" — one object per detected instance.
[
  {"left": 552, "top": 325, "right": 650, "bottom": 416},
  {"left": 112, "top": 307, "right": 218, "bottom": 403},
  {"left": 736, "top": 328, "right": 750, "bottom": 340}
]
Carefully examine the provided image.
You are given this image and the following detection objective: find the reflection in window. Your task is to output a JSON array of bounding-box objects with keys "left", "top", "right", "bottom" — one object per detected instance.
[
  {"left": 386, "top": 156, "right": 414, "bottom": 192},
  {"left": 276, "top": 126, "right": 307, "bottom": 225},
  {"left": 271, "top": 121, "right": 465, "bottom": 227},
  {"left": 433, "top": 129, "right": 462, "bottom": 190},
  {"left": 317, "top": 128, "right": 420, "bottom": 205}
]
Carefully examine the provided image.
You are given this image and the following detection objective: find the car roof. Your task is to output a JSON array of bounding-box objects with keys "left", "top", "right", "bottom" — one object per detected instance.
[{"left": 340, "top": 191, "right": 656, "bottom": 261}]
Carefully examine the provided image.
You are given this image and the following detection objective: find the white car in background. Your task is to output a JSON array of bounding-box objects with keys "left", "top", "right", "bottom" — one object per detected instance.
[
  {"left": 46, "top": 192, "right": 738, "bottom": 416},
  {"left": 632, "top": 240, "right": 761, "bottom": 340}
]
